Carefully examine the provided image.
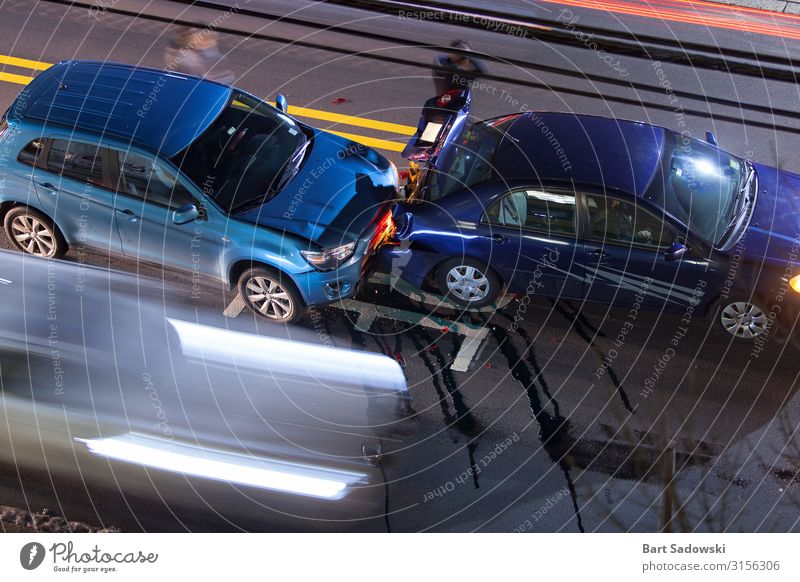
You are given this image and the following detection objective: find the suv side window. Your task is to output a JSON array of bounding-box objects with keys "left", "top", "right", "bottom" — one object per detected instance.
[
  {"left": 47, "top": 139, "right": 105, "bottom": 186},
  {"left": 586, "top": 194, "right": 674, "bottom": 249},
  {"left": 18, "top": 139, "right": 46, "bottom": 167},
  {"left": 116, "top": 150, "right": 194, "bottom": 209},
  {"left": 485, "top": 189, "right": 577, "bottom": 237}
]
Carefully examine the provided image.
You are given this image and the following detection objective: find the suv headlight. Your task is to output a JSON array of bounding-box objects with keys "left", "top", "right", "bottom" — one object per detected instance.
[
  {"left": 790, "top": 274, "right": 800, "bottom": 293},
  {"left": 300, "top": 242, "right": 356, "bottom": 271}
]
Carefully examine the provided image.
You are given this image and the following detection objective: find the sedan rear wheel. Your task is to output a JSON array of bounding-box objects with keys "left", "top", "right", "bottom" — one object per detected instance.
[
  {"left": 718, "top": 299, "right": 770, "bottom": 340},
  {"left": 238, "top": 267, "right": 304, "bottom": 324},
  {"left": 436, "top": 258, "right": 500, "bottom": 308}
]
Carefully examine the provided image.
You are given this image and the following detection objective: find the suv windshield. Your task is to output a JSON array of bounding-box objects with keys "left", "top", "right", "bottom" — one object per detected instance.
[
  {"left": 428, "top": 115, "right": 518, "bottom": 201},
  {"left": 644, "top": 133, "right": 747, "bottom": 245},
  {"left": 173, "top": 92, "right": 309, "bottom": 213}
]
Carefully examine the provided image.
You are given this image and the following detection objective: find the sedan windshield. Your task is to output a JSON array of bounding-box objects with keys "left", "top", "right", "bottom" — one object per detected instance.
[
  {"left": 428, "top": 115, "right": 518, "bottom": 201},
  {"left": 173, "top": 91, "right": 308, "bottom": 214},
  {"left": 644, "top": 133, "right": 746, "bottom": 245}
]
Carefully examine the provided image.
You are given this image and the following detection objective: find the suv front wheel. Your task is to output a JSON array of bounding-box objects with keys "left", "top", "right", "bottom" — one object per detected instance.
[{"left": 238, "top": 267, "right": 304, "bottom": 324}]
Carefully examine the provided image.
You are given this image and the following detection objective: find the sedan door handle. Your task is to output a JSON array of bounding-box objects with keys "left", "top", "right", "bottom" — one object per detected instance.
[
  {"left": 491, "top": 234, "right": 508, "bottom": 244},
  {"left": 116, "top": 208, "right": 138, "bottom": 222},
  {"left": 587, "top": 249, "right": 609, "bottom": 258}
]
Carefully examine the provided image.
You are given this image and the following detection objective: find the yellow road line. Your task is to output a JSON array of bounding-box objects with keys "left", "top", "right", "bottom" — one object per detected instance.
[
  {"left": 0, "top": 71, "right": 34, "bottom": 85},
  {"left": 324, "top": 129, "right": 404, "bottom": 152},
  {"left": 0, "top": 54, "right": 52, "bottom": 72},
  {"left": 0, "top": 53, "right": 411, "bottom": 153},
  {"left": 0, "top": 53, "right": 416, "bottom": 135},
  {"left": 286, "top": 105, "right": 415, "bottom": 136}
]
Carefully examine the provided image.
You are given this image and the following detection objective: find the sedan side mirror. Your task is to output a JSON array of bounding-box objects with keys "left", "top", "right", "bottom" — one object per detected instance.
[
  {"left": 665, "top": 241, "right": 689, "bottom": 262},
  {"left": 276, "top": 94, "right": 288, "bottom": 112},
  {"left": 172, "top": 203, "right": 199, "bottom": 225}
]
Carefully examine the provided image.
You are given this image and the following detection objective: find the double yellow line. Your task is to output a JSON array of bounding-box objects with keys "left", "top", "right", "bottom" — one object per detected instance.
[{"left": 0, "top": 54, "right": 413, "bottom": 153}]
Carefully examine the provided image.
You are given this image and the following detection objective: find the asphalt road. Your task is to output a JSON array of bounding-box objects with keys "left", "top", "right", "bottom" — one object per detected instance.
[{"left": 0, "top": 0, "right": 799, "bottom": 532}]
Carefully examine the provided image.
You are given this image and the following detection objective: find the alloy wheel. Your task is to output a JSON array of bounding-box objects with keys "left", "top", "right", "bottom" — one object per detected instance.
[
  {"left": 11, "top": 215, "right": 56, "bottom": 257},
  {"left": 244, "top": 276, "right": 294, "bottom": 320}
]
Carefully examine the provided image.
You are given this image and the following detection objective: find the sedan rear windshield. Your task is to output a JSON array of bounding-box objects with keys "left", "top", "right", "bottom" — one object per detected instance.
[
  {"left": 173, "top": 92, "right": 308, "bottom": 213},
  {"left": 428, "top": 115, "right": 519, "bottom": 201}
]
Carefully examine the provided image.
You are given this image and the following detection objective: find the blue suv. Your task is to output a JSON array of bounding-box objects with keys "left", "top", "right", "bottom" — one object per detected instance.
[
  {"left": 383, "top": 90, "right": 800, "bottom": 344},
  {"left": 0, "top": 61, "right": 397, "bottom": 323}
]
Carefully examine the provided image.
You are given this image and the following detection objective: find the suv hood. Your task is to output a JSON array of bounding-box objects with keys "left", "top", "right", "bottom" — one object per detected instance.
[{"left": 236, "top": 130, "right": 398, "bottom": 248}]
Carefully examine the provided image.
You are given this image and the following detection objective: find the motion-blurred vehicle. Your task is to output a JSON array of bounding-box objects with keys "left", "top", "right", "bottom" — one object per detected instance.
[
  {"left": 0, "top": 251, "right": 413, "bottom": 531},
  {"left": 0, "top": 60, "right": 397, "bottom": 323},
  {"left": 382, "top": 89, "right": 800, "bottom": 343}
]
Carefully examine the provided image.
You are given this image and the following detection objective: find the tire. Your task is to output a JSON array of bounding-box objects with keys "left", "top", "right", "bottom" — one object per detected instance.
[
  {"left": 710, "top": 294, "right": 771, "bottom": 342},
  {"left": 435, "top": 257, "right": 501, "bottom": 308},
  {"left": 238, "top": 266, "right": 304, "bottom": 324},
  {"left": 4, "top": 206, "right": 67, "bottom": 259}
]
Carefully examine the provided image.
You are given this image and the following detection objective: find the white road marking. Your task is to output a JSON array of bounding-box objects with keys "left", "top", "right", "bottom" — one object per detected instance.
[
  {"left": 354, "top": 307, "right": 378, "bottom": 332},
  {"left": 333, "top": 298, "right": 489, "bottom": 373},
  {"left": 369, "top": 271, "right": 514, "bottom": 312},
  {"left": 223, "top": 294, "right": 247, "bottom": 318},
  {"left": 451, "top": 333, "right": 488, "bottom": 372},
  {"left": 221, "top": 274, "right": 495, "bottom": 372}
]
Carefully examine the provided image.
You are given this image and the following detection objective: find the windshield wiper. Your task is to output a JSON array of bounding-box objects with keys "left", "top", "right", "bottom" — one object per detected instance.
[
  {"left": 230, "top": 193, "right": 275, "bottom": 215},
  {"left": 274, "top": 138, "right": 311, "bottom": 194},
  {"left": 717, "top": 163, "right": 756, "bottom": 245},
  {"left": 229, "top": 135, "right": 311, "bottom": 215}
]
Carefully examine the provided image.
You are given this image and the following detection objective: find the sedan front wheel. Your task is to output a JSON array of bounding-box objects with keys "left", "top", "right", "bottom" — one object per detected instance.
[{"left": 715, "top": 296, "right": 771, "bottom": 341}]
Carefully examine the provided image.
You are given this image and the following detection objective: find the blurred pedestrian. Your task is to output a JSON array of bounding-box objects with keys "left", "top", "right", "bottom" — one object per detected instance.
[
  {"left": 432, "top": 39, "right": 488, "bottom": 95},
  {"left": 164, "top": 26, "right": 234, "bottom": 84}
]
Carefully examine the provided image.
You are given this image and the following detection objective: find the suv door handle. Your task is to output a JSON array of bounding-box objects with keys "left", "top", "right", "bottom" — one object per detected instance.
[
  {"left": 587, "top": 249, "right": 609, "bottom": 258},
  {"left": 116, "top": 208, "right": 138, "bottom": 222},
  {"left": 37, "top": 182, "right": 58, "bottom": 194},
  {"left": 491, "top": 234, "right": 508, "bottom": 244}
]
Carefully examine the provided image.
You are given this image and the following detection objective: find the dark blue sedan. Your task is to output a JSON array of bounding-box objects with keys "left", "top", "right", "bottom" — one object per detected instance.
[{"left": 382, "top": 90, "right": 800, "bottom": 344}]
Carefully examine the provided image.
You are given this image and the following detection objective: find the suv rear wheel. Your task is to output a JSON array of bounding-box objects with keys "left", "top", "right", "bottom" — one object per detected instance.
[{"left": 4, "top": 206, "right": 66, "bottom": 259}]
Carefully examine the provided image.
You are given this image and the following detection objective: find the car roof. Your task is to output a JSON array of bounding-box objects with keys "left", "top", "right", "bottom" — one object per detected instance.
[
  {"left": 493, "top": 112, "right": 666, "bottom": 196},
  {"left": 7, "top": 60, "right": 232, "bottom": 158}
]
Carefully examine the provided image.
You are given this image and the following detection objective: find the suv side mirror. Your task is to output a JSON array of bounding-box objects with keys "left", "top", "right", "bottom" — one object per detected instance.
[
  {"left": 665, "top": 241, "right": 689, "bottom": 262},
  {"left": 276, "top": 94, "right": 288, "bottom": 112},
  {"left": 172, "top": 203, "right": 199, "bottom": 225}
]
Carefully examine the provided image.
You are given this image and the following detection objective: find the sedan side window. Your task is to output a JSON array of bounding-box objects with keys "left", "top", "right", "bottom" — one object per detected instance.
[
  {"left": 586, "top": 194, "right": 673, "bottom": 249},
  {"left": 116, "top": 150, "right": 194, "bottom": 209},
  {"left": 485, "top": 189, "right": 577, "bottom": 237},
  {"left": 47, "top": 139, "right": 105, "bottom": 186}
]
